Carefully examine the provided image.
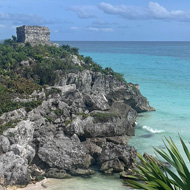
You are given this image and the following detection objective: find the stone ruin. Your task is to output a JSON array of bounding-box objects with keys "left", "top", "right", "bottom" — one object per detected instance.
[{"left": 16, "top": 25, "right": 56, "bottom": 46}]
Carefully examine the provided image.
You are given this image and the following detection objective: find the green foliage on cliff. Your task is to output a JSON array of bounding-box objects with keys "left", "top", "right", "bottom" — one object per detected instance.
[
  {"left": 0, "top": 120, "right": 19, "bottom": 135},
  {"left": 0, "top": 37, "right": 127, "bottom": 116},
  {"left": 91, "top": 112, "right": 119, "bottom": 123},
  {"left": 127, "top": 137, "right": 190, "bottom": 190}
]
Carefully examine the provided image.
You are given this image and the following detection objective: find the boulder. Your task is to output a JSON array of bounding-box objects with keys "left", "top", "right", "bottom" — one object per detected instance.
[
  {"left": 70, "top": 168, "right": 95, "bottom": 176},
  {"left": 100, "top": 158, "right": 125, "bottom": 173},
  {"left": 38, "top": 134, "right": 91, "bottom": 170},
  {"left": 99, "top": 142, "right": 137, "bottom": 169},
  {"left": 0, "top": 136, "right": 10, "bottom": 153},
  {"left": 46, "top": 168, "right": 71, "bottom": 179},
  {"left": 0, "top": 108, "right": 27, "bottom": 125},
  {"left": 0, "top": 151, "right": 30, "bottom": 185},
  {"left": 3, "top": 120, "right": 34, "bottom": 145},
  {"left": 10, "top": 144, "right": 35, "bottom": 163}
]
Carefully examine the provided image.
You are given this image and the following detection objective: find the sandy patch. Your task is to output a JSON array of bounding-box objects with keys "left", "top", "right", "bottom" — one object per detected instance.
[{"left": 7, "top": 179, "right": 48, "bottom": 190}]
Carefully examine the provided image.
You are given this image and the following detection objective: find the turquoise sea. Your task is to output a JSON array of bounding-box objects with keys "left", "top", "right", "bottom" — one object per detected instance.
[{"left": 50, "top": 41, "right": 190, "bottom": 190}]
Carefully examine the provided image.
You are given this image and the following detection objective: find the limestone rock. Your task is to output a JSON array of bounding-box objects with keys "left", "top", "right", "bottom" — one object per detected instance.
[
  {"left": 0, "top": 152, "right": 30, "bottom": 185},
  {"left": 70, "top": 168, "right": 95, "bottom": 176},
  {"left": 99, "top": 142, "right": 137, "bottom": 169},
  {"left": 38, "top": 135, "right": 91, "bottom": 170},
  {"left": 0, "top": 108, "right": 26, "bottom": 125},
  {"left": 3, "top": 120, "right": 34, "bottom": 145},
  {"left": 17, "top": 25, "right": 50, "bottom": 45},
  {"left": 100, "top": 158, "right": 125, "bottom": 172},
  {"left": 0, "top": 136, "right": 10, "bottom": 153},
  {"left": 10, "top": 144, "right": 35, "bottom": 163},
  {"left": 46, "top": 168, "right": 71, "bottom": 179}
]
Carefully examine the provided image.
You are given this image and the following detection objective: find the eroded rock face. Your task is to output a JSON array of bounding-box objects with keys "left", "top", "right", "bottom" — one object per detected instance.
[
  {"left": 38, "top": 134, "right": 92, "bottom": 170},
  {"left": 0, "top": 69, "right": 154, "bottom": 186},
  {"left": 0, "top": 152, "right": 30, "bottom": 186},
  {"left": 3, "top": 120, "right": 34, "bottom": 145},
  {"left": 0, "top": 136, "right": 10, "bottom": 154},
  {"left": 46, "top": 168, "right": 71, "bottom": 179}
]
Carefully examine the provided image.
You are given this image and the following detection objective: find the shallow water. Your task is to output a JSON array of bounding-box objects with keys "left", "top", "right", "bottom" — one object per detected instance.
[
  {"left": 52, "top": 41, "right": 190, "bottom": 189},
  {"left": 45, "top": 173, "right": 129, "bottom": 190}
]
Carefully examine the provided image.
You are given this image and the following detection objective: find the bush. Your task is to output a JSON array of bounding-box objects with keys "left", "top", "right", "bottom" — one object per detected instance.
[
  {"left": 127, "top": 137, "right": 190, "bottom": 190},
  {"left": 77, "top": 112, "right": 89, "bottom": 119},
  {"left": 0, "top": 120, "right": 19, "bottom": 134},
  {"left": 91, "top": 112, "right": 118, "bottom": 123}
]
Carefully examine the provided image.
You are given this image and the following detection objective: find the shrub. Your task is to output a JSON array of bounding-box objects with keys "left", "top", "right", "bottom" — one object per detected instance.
[
  {"left": 127, "top": 137, "right": 190, "bottom": 190},
  {"left": 77, "top": 112, "right": 89, "bottom": 119},
  {"left": 0, "top": 120, "right": 19, "bottom": 134},
  {"left": 65, "top": 119, "right": 72, "bottom": 126},
  {"left": 55, "top": 108, "right": 63, "bottom": 116},
  {"left": 90, "top": 112, "right": 118, "bottom": 123}
]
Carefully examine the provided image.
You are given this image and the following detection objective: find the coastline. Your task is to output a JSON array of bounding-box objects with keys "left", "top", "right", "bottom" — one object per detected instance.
[
  {"left": 7, "top": 179, "right": 47, "bottom": 190},
  {"left": 0, "top": 38, "right": 153, "bottom": 189}
]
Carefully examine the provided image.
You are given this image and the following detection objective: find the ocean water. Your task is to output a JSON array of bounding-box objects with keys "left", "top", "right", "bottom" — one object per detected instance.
[{"left": 51, "top": 41, "right": 190, "bottom": 189}]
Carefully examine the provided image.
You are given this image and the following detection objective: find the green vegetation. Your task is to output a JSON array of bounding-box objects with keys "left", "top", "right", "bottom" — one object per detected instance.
[
  {"left": 127, "top": 137, "right": 190, "bottom": 190},
  {"left": 0, "top": 120, "right": 19, "bottom": 134},
  {"left": 35, "top": 175, "right": 45, "bottom": 182},
  {"left": 45, "top": 88, "right": 62, "bottom": 99},
  {"left": 65, "top": 119, "right": 72, "bottom": 126},
  {"left": 0, "top": 36, "right": 126, "bottom": 118},
  {"left": 45, "top": 116, "right": 54, "bottom": 123},
  {"left": 0, "top": 98, "right": 43, "bottom": 115},
  {"left": 55, "top": 108, "right": 63, "bottom": 116},
  {"left": 90, "top": 112, "right": 119, "bottom": 123},
  {"left": 77, "top": 112, "right": 90, "bottom": 119}
]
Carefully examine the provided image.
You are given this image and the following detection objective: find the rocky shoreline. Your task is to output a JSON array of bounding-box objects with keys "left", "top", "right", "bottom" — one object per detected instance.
[{"left": 0, "top": 68, "right": 154, "bottom": 188}]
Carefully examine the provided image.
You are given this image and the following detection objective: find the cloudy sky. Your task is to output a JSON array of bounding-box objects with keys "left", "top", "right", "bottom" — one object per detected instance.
[{"left": 1, "top": 0, "right": 190, "bottom": 41}]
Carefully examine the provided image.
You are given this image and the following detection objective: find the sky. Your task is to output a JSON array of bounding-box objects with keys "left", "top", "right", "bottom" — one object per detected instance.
[{"left": 1, "top": 0, "right": 190, "bottom": 41}]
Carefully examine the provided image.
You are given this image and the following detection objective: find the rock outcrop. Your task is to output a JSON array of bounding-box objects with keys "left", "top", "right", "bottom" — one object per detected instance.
[{"left": 0, "top": 69, "right": 154, "bottom": 187}]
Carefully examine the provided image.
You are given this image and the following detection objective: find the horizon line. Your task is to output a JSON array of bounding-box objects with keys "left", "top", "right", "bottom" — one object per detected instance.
[{"left": 52, "top": 40, "right": 190, "bottom": 42}]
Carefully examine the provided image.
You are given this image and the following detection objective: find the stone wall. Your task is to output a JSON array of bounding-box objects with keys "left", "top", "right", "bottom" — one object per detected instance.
[{"left": 16, "top": 25, "right": 50, "bottom": 44}]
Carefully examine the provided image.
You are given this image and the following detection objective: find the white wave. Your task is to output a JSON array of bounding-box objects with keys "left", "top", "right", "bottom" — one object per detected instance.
[{"left": 142, "top": 125, "right": 165, "bottom": 134}]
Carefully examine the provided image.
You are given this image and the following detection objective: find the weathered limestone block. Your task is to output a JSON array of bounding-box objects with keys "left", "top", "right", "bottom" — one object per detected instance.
[{"left": 16, "top": 25, "right": 54, "bottom": 46}]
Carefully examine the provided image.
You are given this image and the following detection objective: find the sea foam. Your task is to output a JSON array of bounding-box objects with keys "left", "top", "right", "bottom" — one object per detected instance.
[{"left": 142, "top": 125, "right": 165, "bottom": 134}]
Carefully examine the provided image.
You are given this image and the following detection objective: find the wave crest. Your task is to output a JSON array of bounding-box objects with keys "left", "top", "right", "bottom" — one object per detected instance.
[{"left": 142, "top": 125, "right": 164, "bottom": 134}]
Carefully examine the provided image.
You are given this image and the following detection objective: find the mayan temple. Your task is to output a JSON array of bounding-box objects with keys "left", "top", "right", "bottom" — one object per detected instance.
[{"left": 16, "top": 25, "right": 53, "bottom": 45}]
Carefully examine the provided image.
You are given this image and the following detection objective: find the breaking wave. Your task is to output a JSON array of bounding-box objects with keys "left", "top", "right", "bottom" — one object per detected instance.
[{"left": 142, "top": 125, "right": 165, "bottom": 134}]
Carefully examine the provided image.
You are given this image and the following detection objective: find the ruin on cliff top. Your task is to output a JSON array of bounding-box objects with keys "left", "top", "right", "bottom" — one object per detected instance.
[{"left": 16, "top": 25, "right": 56, "bottom": 46}]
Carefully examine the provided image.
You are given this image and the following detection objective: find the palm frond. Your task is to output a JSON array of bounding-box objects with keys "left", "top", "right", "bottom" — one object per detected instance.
[{"left": 126, "top": 137, "right": 190, "bottom": 190}]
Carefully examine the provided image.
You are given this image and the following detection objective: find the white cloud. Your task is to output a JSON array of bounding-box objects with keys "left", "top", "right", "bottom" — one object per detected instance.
[
  {"left": 92, "top": 19, "right": 119, "bottom": 27},
  {"left": 69, "top": 6, "right": 96, "bottom": 19},
  {"left": 69, "top": 26, "right": 113, "bottom": 32},
  {"left": 148, "top": 2, "right": 170, "bottom": 18},
  {"left": 87, "top": 27, "right": 113, "bottom": 32},
  {"left": 70, "top": 26, "right": 81, "bottom": 31},
  {"left": 99, "top": 2, "right": 148, "bottom": 20},
  {"left": 99, "top": 2, "right": 190, "bottom": 22}
]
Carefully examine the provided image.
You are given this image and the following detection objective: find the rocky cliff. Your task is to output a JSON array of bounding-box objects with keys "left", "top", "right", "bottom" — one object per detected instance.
[
  {"left": 0, "top": 70, "right": 154, "bottom": 187},
  {"left": 0, "top": 38, "right": 154, "bottom": 187}
]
